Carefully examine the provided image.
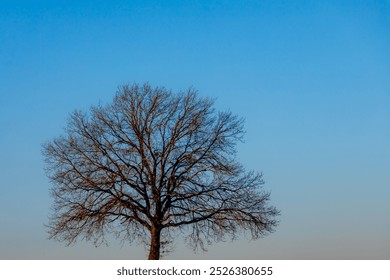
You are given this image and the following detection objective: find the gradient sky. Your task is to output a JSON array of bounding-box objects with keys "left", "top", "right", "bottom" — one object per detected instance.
[{"left": 1, "top": 0, "right": 389, "bottom": 259}]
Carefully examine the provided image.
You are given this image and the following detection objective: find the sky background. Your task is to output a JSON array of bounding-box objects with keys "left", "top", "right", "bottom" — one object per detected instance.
[{"left": 1, "top": 0, "right": 389, "bottom": 259}]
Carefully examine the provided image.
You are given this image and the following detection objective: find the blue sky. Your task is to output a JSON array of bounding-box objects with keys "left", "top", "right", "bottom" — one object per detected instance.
[{"left": 1, "top": 0, "right": 389, "bottom": 259}]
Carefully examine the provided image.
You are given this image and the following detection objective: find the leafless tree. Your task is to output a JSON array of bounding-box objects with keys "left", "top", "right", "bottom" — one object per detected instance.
[{"left": 42, "top": 83, "right": 279, "bottom": 259}]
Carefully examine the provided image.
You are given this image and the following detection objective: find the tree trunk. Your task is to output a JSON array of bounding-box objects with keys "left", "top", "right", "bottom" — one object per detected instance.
[{"left": 148, "top": 226, "right": 161, "bottom": 260}]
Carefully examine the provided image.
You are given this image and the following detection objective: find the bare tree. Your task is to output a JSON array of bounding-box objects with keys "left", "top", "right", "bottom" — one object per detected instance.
[{"left": 43, "top": 83, "right": 279, "bottom": 259}]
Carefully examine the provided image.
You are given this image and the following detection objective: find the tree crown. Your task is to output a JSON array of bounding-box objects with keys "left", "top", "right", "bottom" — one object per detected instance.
[{"left": 43, "top": 83, "right": 279, "bottom": 258}]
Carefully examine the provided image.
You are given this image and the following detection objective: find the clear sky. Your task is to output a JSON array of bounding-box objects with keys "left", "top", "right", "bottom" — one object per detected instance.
[{"left": 1, "top": 0, "right": 389, "bottom": 259}]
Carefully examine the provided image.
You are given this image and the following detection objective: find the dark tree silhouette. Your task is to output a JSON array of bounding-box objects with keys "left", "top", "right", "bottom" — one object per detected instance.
[{"left": 43, "top": 83, "right": 279, "bottom": 259}]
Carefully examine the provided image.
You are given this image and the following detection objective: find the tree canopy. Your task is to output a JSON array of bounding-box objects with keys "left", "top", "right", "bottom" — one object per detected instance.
[{"left": 43, "top": 83, "right": 279, "bottom": 259}]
